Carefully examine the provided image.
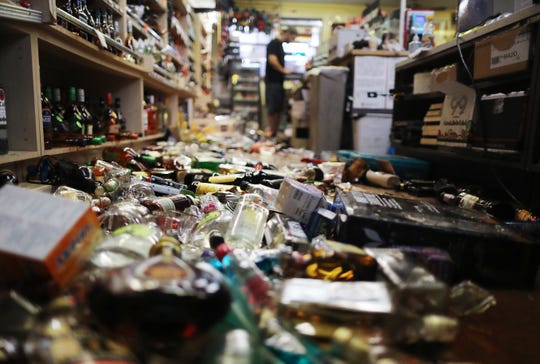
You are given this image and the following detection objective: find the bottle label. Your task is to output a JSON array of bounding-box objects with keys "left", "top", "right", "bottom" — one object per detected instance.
[
  {"left": 0, "top": 88, "right": 6, "bottom": 124},
  {"left": 154, "top": 197, "right": 176, "bottom": 212},
  {"left": 195, "top": 182, "right": 235, "bottom": 194},
  {"left": 42, "top": 110, "right": 52, "bottom": 125},
  {"left": 208, "top": 174, "right": 241, "bottom": 184},
  {"left": 458, "top": 193, "right": 479, "bottom": 210}
]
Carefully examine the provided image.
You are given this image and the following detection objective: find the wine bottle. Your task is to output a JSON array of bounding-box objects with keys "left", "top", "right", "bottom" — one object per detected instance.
[
  {"left": 41, "top": 86, "right": 53, "bottom": 149},
  {"left": 145, "top": 94, "right": 158, "bottom": 135},
  {"left": 440, "top": 191, "right": 516, "bottom": 221},
  {"left": 114, "top": 97, "right": 127, "bottom": 131},
  {"left": 0, "top": 85, "right": 7, "bottom": 154},
  {"left": 77, "top": 88, "right": 93, "bottom": 136},
  {"left": 140, "top": 194, "right": 195, "bottom": 213},
  {"left": 51, "top": 87, "right": 70, "bottom": 141},
  {"left": 103, "top": 92, "right": 120, "bottom": 135},
  {"left": 65, "top": 86, "right": 83, "bottom": 135}
]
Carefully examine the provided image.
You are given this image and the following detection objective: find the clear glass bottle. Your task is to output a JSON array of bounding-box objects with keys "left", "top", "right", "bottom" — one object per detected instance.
[
  {"left": 41, "top": 86, "right": 53, "bottom": 149},
  {"left": 24, "top": 295, "right": 140, "bottom": 364},
  {"left": 225, "top": 193, "right": 269, "bottom": 250}
]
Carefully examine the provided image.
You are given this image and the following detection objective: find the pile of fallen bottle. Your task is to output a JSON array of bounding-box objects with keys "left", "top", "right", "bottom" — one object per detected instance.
[{"left": 0, "top": 140, "right": 499, "bottom": 363}]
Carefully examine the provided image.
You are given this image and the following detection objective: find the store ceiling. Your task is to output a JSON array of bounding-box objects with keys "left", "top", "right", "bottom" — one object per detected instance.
[{"left": 279, "top": 0, "right": 458, "bottom": 11}]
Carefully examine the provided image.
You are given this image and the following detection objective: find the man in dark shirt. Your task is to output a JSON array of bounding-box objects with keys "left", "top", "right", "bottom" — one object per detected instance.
[{"left": 265, "top": 27, "right": 297, "bottom": 137}]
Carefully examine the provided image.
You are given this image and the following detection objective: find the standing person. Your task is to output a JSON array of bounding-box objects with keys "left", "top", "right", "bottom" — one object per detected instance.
[{"left": 265, "top": 26, "right": 297, "bottom": 137}]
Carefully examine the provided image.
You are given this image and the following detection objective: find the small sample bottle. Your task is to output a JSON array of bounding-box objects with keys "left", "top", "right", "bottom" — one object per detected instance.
[{"left": 225, "top": 194, "right": 269, "bottom": 251}]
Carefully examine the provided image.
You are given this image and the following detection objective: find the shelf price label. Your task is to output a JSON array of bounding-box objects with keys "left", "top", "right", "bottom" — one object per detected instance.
[{"left": 94, "top": 30, "right": 108, "bottom": 50}]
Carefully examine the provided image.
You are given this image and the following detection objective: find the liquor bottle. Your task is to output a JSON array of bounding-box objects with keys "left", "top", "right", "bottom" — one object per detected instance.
[
  {"left": 77, "top": 0, "right": 95, "bottom": 27},
  {"left": 76, "top": 88, "right": 93, "bottom": 136},
  {"left": 65, "top": 86, "right": 83, "bottom": 135},
  {"left": 145, "top": 95, "right": 158, "bottom": 135},
  {"left": 114, "top": 97, "right": 127, "bottom": 131},
  {"left": 24, "top": 295, "right": 140, "bottom": 364},
  {"left": 225, "top": 194, "right": 269, "bottom": 251},
  {"left": 0, "top": 85, "right": 7, "bottom": 154},
  {"left": 140, "top": 194, "right": 195, "bottom": 213},
  {"left": 440, "top": 191, "right": 516, "bottom": 221},
  {"left": 85, "top": 253, "right": 232, "bottom": 351},
  {"left": 103, "top": 92, "right": 120, "bottom": 135},
  {"left": 51, "top": 87, "right": 69, "bottom": 137},
  {"left": 156, "top": 96, "right": 169, "bottom": 132},
  {"left": 41, "top": 86, "right": 53, "bottom": 149},
  {"left": 125, "top": 20, "right": 136, "bottom": 50}
]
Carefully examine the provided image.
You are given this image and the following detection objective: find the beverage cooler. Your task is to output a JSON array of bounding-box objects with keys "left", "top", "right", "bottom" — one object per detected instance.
[{"left": 305, "top": 66, "right": 349, "bottom": 153}]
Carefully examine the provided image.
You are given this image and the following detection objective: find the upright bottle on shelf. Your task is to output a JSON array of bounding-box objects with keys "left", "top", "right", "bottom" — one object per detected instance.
[
  {"left": 125, "top": 20, "right": 136, "bottom": 51},
  {"left": 65, "top": 86, "right": 83, "bottom": 135},
  {"left": 157, "top": 96, "right": 169, "bottom": 132},
  {"left": 51, "top": 87, "right": 69, "bottom": 139},
  {"left": 0, "top": 85, "right": 8, "bottom": 154},
  {"left": 104, "top": 92, "right": 120, "bottom": 137},
  {"left": 145, "top": 95, "right": 158, "bottom": 135},
  {"left": 76, "top": 88, "right": 93, "bottom": 136},
  {"left": 41, "top": 87, "right": 53, "bottom": 149},
  {"left": 114, "top": 97, "right": 126, "bottom": 132}
]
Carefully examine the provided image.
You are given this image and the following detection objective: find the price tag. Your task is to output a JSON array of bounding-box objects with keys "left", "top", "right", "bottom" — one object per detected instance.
[
  {"left": 432, "top": 81, "right": 476, "bottom": 146},
  {"left": 95, "top": 30, "right": 108, "bottom": 49}
]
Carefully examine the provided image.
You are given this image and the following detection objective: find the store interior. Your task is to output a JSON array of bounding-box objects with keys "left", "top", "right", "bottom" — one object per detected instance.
[{"left": 1, "top": 0, "right": 540, "bottom": 363}]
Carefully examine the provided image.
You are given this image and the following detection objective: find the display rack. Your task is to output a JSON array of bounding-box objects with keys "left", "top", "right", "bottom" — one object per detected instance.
[
  {"left": 231, "top": 61, "right": 261, "bottom": 125},
  {"left": 0, "top": 0, "right": 206, "bottom": 183}
]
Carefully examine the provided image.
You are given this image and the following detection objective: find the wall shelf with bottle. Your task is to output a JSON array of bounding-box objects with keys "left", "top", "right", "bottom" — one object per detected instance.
[
  {"left": 0, "top": 0, "right": 202, "bottom": 181},
  {"left": 390, "top": 5, "right": 540, "bottom": 204}
]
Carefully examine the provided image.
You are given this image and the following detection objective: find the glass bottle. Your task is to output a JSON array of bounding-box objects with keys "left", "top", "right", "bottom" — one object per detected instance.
[
  {"left": 85, "top": 253, "right": 232, "bottom": 351},
  {"left": 0, "top": 85, "right": 7, "bottom": 154},
  {"left": 440, "top": 191, "right": 516, "bottom": 221},
  {"left": 65, "top": 86, "right": 83, "bottom": 135},
  {"left": 157, "top": 96, "right": 169, "bottom": 132},
  {"left": 41, "top": 86, "right": 53, "bottom": 149},
  {"left": 24, "top": 295, "right": 140, "bottom": 364},
  {"left": 125, "top": 20, "right": 135, "bottom": 51},
  {"left": 104, "top": 92, "right": 120, "bottom": 135},
  {"left": 145, "top": 94, "right": 158, "bottom": 135},
  {"left": 114, "top": 97, "right": 127, "bottom": 131},
  {"left": 225, "top": 193, "right": 269, "bottom": 250},
  {"left": 140, "top": 194, "right": 195, "bottom": 213},
  {"left": 77, "top": 88, "right": 93, "bottom": 136},
  {"left": 51, "top": 87, "right": 69, "bottom": 137}
]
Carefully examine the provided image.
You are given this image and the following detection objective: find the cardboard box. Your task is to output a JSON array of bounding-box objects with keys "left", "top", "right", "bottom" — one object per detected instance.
[
  {"left": 0, "top": 185, "right": 103, "bottom": 296},
  {"left": 474, "top": 26, "right": 531, "bottom": 80},
  {"left": 353, "top": 114, "right": 393, "bottom": 154},
  {"left": 352, "top": 55, "right": 406, "bottom": 110},
  {"left": 275, "top": 177, "right": 324, "bottom": 224},
  {"left": 470, "top": 91, "right": 528, "bottom": 150},
  {"left": 328, "top": 28, "right": 367, "bottom": 61}
]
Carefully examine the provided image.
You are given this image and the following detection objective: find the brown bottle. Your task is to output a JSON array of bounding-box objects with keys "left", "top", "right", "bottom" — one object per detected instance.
[
  {"left": 85, "top": 254, "right": 232, "bottom": 351},
  {"left": 140, "top": 194, "right": 195, "bottom": 213}
]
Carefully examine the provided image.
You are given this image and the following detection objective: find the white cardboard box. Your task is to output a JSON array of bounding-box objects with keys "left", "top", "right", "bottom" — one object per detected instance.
[
  {"left": 353, "top": 114, "right": 393, "bottom": 154},
  {"left": 329, "top": 28, "right": 367, "bottom": 61},
  {"left": 352, "top": 56, "right": 406, "bottom": 110}
]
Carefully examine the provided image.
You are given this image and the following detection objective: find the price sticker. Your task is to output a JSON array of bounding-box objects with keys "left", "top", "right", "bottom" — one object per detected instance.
[{"left": 95, "top": 30, "right": 108, "bottom": 49}]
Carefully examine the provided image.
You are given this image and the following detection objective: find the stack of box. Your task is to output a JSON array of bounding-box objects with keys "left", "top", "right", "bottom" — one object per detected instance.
[{"left": 420, "top": 102, "right": 443, "bottom": 146}]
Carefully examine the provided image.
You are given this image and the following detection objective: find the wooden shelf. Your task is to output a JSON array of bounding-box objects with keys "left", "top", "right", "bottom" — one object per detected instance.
[
  {"left": 0, "top": 2, "right": 42, "bottom": 23},
  {"left": 42, "top": 134, "right": 166, "bottom": 157},
  {"left": 0, "top": 151, "right": 41, "bottom": 165}
]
